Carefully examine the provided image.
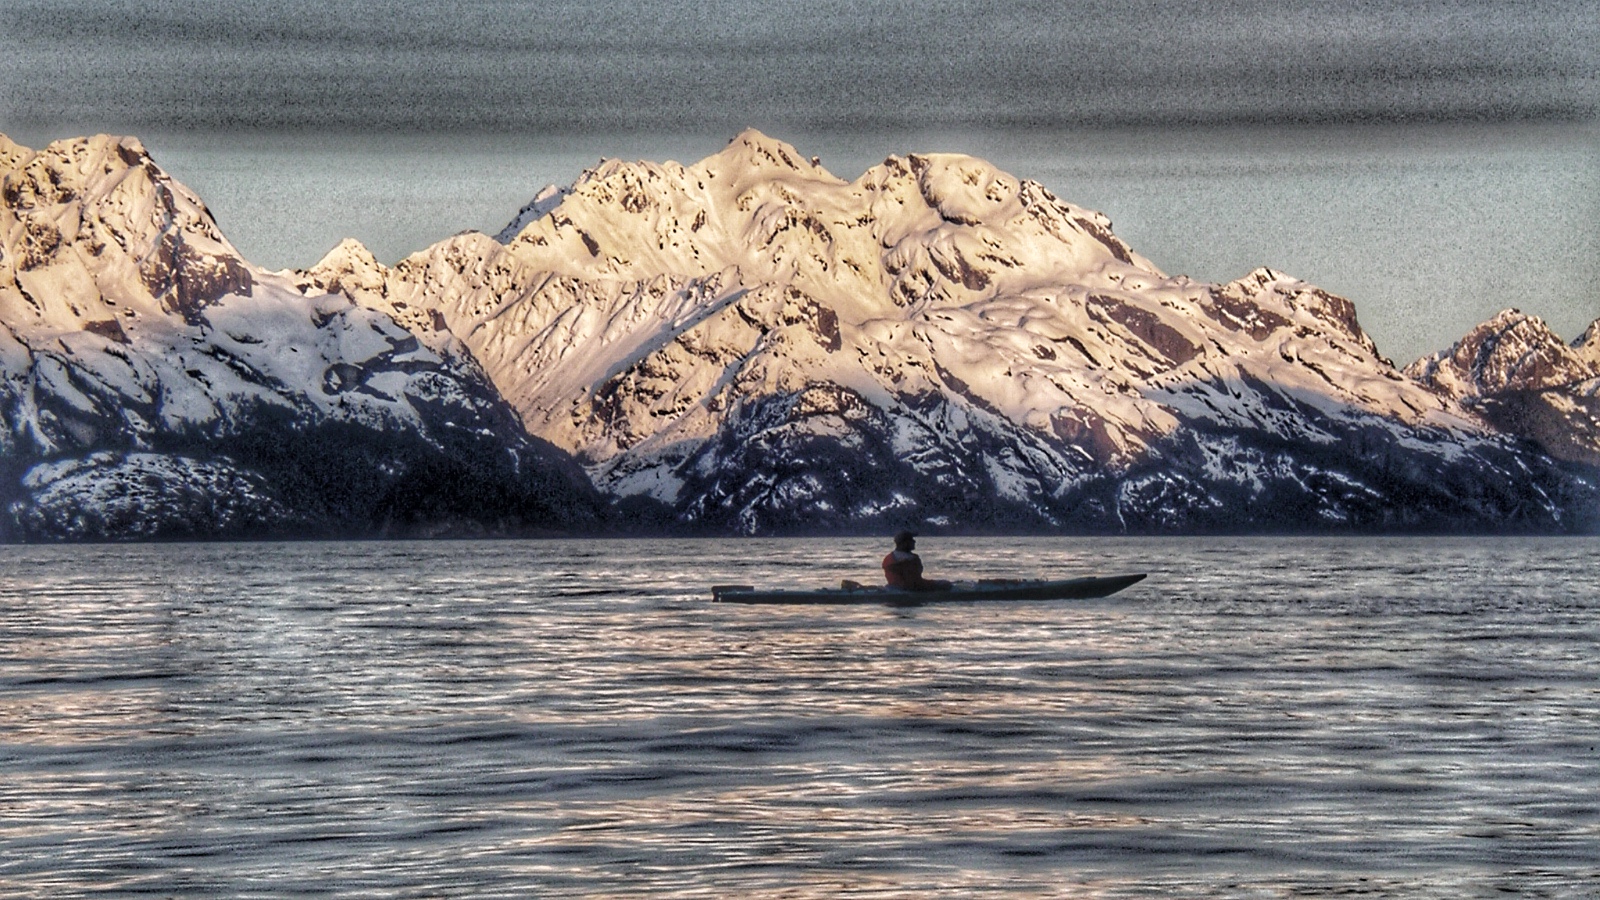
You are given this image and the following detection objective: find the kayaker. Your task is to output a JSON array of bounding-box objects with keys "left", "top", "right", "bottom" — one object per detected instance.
[{"left": 882, "top": 530, "right": 951, "bottom": 592}]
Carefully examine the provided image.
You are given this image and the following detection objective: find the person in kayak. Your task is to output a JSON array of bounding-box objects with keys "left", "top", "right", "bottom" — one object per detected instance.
[{"left": 882, "top": 530, "right": 952, "bottom": 592}]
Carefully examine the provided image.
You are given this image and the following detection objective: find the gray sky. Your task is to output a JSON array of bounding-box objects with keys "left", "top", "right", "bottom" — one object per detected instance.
[
  {"left": 2, "top": 0, "right": 1598, "bottom": 362},
  {"left": 5, "top": 0, "right": 1597, "bottom": 132}
]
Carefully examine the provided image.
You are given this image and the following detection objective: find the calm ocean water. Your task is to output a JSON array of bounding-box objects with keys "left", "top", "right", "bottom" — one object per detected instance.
[{"left": 1, "top": 536, "right": 1596, "bottom": 897}]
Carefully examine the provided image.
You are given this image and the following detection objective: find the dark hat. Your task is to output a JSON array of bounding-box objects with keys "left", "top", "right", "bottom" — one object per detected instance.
[{"left": 893, "top": 529, "right": 917, "bottom": 548}]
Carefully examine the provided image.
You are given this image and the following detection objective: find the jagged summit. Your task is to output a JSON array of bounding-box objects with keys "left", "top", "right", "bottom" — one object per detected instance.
[
  {"left": 1408, "top": 308, "right": 1600, "bottom": 470},
  {"left": 712, "top": 128, "right": 824, "bottom": 174},
  {"left": 1405, "top": 308, "right": 1600, "bottom": 399},
  {"left": 0, "top": 133, "right": 32, "bottom": 169},
  {"left": 306, "top": 237, "right": 386, "bottom": 294},
  {"left": 1575, "top": 319, "right": 1600, "bottom": 367},
  {"left": 495, "top": 184, "right": 569, "bottom": 244},
  {"left": 488, "top": 130, "right": 1164, "bottom": 323},
  {"left": 1, "top": 131, "right": 251, "bottom": 333}
]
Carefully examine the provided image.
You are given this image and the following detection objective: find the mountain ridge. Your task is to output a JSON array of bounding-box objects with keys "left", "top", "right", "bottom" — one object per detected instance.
[
  {"left": 299, "top": 130, "right": 1598, "bottom": 534},
  {"left": 3, "top": 129, "right": 1596, "bottom": 538}
]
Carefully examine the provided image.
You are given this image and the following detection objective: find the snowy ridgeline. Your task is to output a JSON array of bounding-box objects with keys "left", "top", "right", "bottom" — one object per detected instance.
[{"left": 2, "top": 130, "right": 1598, "bottom": 539}]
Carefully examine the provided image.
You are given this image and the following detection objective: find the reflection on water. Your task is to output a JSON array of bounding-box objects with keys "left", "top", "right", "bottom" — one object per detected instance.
[{"left": 1, "top": 537, "right": 1597, "bottom": 896}]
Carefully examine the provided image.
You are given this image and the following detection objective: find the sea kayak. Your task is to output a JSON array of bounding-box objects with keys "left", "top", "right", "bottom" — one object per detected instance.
[{"left": 710, "top": 573, "right": 1146, "bottom": 605}]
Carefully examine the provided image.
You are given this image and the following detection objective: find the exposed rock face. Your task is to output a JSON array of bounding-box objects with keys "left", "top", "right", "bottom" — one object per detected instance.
[
  {"left": 309, "top": 130, "right": 1596, "bottom": 534},
  {"left": 1407, "top": 310, "right": 1600, "bottom": 469},
  {"left": 0, "top": 134, "right": 602, "bottom": 540}
]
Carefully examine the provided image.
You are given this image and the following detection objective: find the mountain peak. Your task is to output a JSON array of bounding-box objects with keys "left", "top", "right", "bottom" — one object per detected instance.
[
  {"left": 720, "top": 129, "right": 814, "bottom": 171},
  {"left": 96, "top": 133, "right": 149, "bottom": 164},
  {"left": 313, "top": 236, "right": 381, "bottom": 269},
  {"left": 2, "top": 130, "right": 252, "bottom": 329},
  {"left": 0, "top": 133, "right": 31, "bottom": 169},
  {"left": 36, "top": 133, "right": 156, "bottom": 174},
  {"left": 696, "top": 129, "right": 838, "bottom": 185},
  {"left": 1572, "top": 318, "right": 1600, "bottom": 364},
  {"left": 495, "top": 184, "right": 569, "bottom": 243},
  {"left": 304, "top": 237, "right": 388, "bottom": 301},
  {"left": 1405, "top": 308, "right": 1598, "bottom": 398}
]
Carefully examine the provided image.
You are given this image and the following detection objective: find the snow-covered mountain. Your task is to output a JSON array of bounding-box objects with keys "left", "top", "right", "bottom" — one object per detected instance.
[
  {"left": 306, "top": 130, "right": 1596, "bottom": 534},
  {"left": 6, "top": 129, "right": 1593, "bottom": 539},
  {"left": 1407, "top": 310, "right": 1600, "bottom": 468},
  {"left": 0, "top": 133, "right": 601, "bottom": 540}
]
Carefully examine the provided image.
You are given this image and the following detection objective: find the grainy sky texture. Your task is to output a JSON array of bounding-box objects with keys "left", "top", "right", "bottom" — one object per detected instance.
[
  {"left": 2, "top": 0, "right": 1597, "bottom": 362},
  {"left": 4, "top": 0, "right": 1597, "bottom": 133}
]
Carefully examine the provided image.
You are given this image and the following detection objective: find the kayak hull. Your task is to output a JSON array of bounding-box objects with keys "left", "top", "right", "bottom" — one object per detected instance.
[{"left": 711, "top": 573, "right": 1146, "bottom": 605}]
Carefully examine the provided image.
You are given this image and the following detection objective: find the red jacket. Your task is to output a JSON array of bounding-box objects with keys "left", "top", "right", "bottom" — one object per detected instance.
[{"left": 883, "top": 550, "right": 928, "bottom": 589}]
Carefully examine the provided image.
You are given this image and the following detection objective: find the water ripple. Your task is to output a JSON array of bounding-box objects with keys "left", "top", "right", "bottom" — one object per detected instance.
[{"left": 1, "top": 536, "right": 1597, "bottom": 897}]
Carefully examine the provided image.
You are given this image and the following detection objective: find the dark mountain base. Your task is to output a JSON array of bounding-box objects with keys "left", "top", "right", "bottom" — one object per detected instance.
[
  {"left": 2, "top": 411, "right": 605, "bottom": 543},
  {"left": 642, "top": 389, "right": 1600, "bottom": 537}
]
